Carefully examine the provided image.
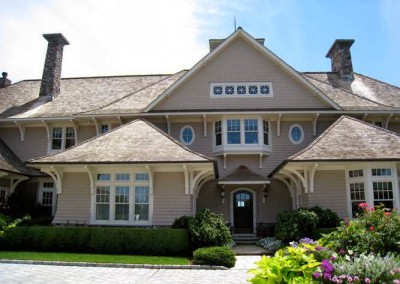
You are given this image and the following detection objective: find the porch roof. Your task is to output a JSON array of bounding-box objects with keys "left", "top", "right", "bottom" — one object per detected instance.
[
  {"left": 219, "top": 165, "right": 270, "bottom": 184},
  {"left": 0, "top": 139, "right": 41, "bottom": 176},
  {"left": 288, "top": 116, "right": 400, "bottom": 162},
  {"left": 28, "top": 119, "right": 217, "bottom": 166}
]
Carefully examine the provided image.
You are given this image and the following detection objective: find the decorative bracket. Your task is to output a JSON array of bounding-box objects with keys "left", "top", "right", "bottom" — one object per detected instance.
[
  {"left": 42, "top": 120, "right": 52, "bottom": 142},
  {"left": 14, "top": 121, "right": 25, "bottom": 142},
  {"left": 70, "top": 119, "right": 79, "bottom": 145},
  {"left": 42, "top": 167, "right": 63, "bottom": 194},
  {"left": 10, "top": 176, "right": 29, "bottom": 194},
  {"left": 92, "top": 117, "right": 100, "bottom": 135},
  {"left": 203, "top": 115, "right": 207, "bottom": 137},
  {"left": 312, "top": 113, "right": 320, "bottom": 136},
  {"left": 385, "top": 114, "right": 393, "bottom": 129},
  {"left": 277, "top": 113, "right": 282, "bottom": 137},
  {"left": 165, "top": 115, "right": 171, "bottom": 135}
]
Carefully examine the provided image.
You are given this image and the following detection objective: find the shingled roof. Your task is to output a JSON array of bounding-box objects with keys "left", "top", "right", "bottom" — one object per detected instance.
[
  {"left": 302, "top": 73, "right": 400, "bottom": 110},
  {"left": 288, "top": 116, "right": 400, "bottom": 161},
  {"left": 0, "top": 71, "right": 185, "bottom": 118},
  {"left": 0, "top": 139, "right": 41, "bottom": 176},
  {"left": 219, "top": 165, "right": 269, "bottom": 183},
  {"left": 29, "top": 119, "right": 215, "bottom": 165}
]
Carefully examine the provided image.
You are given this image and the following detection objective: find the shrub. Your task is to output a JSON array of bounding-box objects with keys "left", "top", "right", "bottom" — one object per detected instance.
[
  {"left": 321, "top": 203, "right": 400, "bottom": 255},
  {"left": 2, "top": 226, "right": 190, "bottom": 256},
  {"left": 171, "top": 215, "right": 193, "bottom": 229},
  {"left": 188, "top": 209, "right": 232, "bottom": 249},
  {"left": 275, "top": 208, "right": 318, "bottom": 243},
  {"left": 192, "top": 246, "right": 236, "bottom": 268},
  {"left": 249, "top": 242, "right": 321, "bottom": 283},
  {"left": 256, "top": 237, "right": 283, "bottom": 251},
  {"left": 308, "top": 206, "right": 340, "bottom": 228}
]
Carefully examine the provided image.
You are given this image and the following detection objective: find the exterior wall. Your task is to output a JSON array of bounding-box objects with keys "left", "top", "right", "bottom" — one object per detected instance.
[
  {"left": 306, "top": 170, "right": 347, "bottom": 218},
  {"left": 388, "top": 122, "right": 400, "bottom": 134},
  {"left": 78, "top": 125, "right": 97, "bottom": 143},
  {"left": 52, "top": 172, "right": 91, "bottom": 224},
  {"left": 0, "top": 127, "right": 48, "bottom": 161},
  {"left": 154, "top": 37, "right": 332, "bottom": 111},
  {"left": 197, "top": 179, "right": 292, "bottom": 224},
  {"left": 152, "top": 172, "right": 192, "bottom": 226}
]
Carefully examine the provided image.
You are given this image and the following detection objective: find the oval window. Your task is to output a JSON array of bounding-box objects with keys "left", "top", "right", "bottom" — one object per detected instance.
[
  {"left": 180, "top": 125, "right": 195, "bottom": 145},
  {"left": 289, "top": 124, "right": 304, "bottom": 144}
]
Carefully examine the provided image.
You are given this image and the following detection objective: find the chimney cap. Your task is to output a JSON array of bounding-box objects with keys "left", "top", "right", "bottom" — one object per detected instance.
[
  {"left": 2, "top": 72, "right": 7, "bottom": 78},
  {"left": 43, "top": 33, "right": 70, "bottom": 46},
  {"left": 326, "top": 39, "right": 354, "bottom": 58}
]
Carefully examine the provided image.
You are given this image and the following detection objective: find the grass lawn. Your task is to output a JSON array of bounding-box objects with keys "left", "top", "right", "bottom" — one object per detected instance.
[{"left": 0, "top": 251, "right": 189, "bottom": 265}]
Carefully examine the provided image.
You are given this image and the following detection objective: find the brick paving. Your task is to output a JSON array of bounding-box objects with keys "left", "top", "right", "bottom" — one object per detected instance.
[{"left": 0, "top": 256, "right": 262, "bottom": 284}]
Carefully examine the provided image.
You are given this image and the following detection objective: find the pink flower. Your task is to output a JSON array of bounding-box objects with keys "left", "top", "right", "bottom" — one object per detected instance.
[
  {"left": 385, "top": 212, "right": 390, "bottom": 216},
  {"left": 365, "top": 278, "right": 371, "bottom": 283},
  {"left": 369, "top": 226, "right": 374, "bottom": 231},
  {"left": 359, "top": 202, "right": 369, "bottom": 208}
]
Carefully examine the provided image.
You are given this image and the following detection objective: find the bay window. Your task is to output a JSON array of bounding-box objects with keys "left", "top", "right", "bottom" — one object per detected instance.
[{"left": 213, "top": 117, "right": 271, "bottom": 154}]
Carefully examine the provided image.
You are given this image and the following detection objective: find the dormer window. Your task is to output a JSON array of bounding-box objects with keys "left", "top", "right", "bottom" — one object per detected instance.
[{"left": 211, "top": 82, "right": 273, "bottom": 97}]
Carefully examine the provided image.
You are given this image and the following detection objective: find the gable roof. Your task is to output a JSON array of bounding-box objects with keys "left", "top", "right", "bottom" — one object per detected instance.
[
  {"left": 219, "top": 165, "right": 269, "bottom": 184},
  {"left": 28, "top": 119, "right": 215, "bottom": 165},
  {"left": 0, "top": 72, "right": 183, "bottom": 119},
  {"left": 288, "top": 116, "right": 400, "bottom": 161},
  {"left": 0, "top": 139, "right": 41, "bottom": 176},
  {"left": 303, "top": 73, "right": 400, "bottom": 110},
  {"left": 143, "top": 27, "right": 341, "bottom": 112}
]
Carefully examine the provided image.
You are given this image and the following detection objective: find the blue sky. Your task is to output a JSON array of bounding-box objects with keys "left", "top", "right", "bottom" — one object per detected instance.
[{"left": 1, "top": 0, "right": 399, "bottom": 86}]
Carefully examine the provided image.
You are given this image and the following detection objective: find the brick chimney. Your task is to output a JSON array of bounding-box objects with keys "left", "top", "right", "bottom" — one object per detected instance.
[
  {"left": 39, "top": 33, "right": 69, "bottom": 100},
  {"left": 326, "top": 39, "right": 355, "bottom": 81},
  {"left": 0, "top": 72, "right": 11, "bottom": 88}
]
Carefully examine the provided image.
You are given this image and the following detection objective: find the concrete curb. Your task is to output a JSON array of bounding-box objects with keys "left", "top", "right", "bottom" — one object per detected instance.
[{"left": 0, "top": 259, "right": 228, "bottom": 270}]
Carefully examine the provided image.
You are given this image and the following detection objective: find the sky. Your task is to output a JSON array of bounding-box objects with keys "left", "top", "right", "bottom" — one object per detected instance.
[{"left": 1, "top": 0, "right": 399, "bottom": 86}]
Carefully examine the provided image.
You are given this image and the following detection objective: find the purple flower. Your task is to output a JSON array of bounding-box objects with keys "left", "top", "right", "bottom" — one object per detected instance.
[
  {"left": 330, "top": 255, "right": 337, "bottom": 261},
  {"left": 312, "top": 272, "right": 322, "bottom": 279},
  {"left": 365, "top": 278, "right": 371, "bottom": 283},
  {"left": 393, "top": 280, "right": 400, "bottom": 284},
  {"left": 353, "top": 276, "right": 360, "bottom": 281},
  {"left": 347, "top": 275, "right": 353, "bottom": 282},
  {"left": 315, "top": 245, "right": 325, "bottom": 251},
  {"left": 299, "top": 237, "right": 316, "bottom": 245},
  {"left": 339, "top": 248, "right": 346, "bottom": 255}
]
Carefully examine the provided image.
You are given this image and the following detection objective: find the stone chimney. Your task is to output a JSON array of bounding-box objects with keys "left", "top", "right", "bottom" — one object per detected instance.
[
  {"left": 39, "top": 33, "right": 69, "bottom": 100},
  {"left": 326, "top": 39, "right": 355, "bottom": 81},
  {"left": 0, "top": 72, "right": 11, "bottom": 88}
]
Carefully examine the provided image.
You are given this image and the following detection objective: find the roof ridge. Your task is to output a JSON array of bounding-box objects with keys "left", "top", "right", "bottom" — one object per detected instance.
[{"left": 302, "top": 74, "right": 395, "bottom": 108}]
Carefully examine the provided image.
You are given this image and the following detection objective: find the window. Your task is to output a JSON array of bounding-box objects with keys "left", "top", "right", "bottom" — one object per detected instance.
[
  {"left": 213, "top": 118, "right": 271, "bottom": 154},
  {"left": 211, "top": 82, "right": 273, "bottom": 97},
  {"left": 101, "top": 124, "right": 110, "bottom": 134},
  {"left": 263, "top": 120, "right": 269, "bottom": 145},
  {"left": 289, "top": 124, "right": 304, "bottom": 144},
  {"left": 93, "top": 172, "right": 151, "bottom": 224},
  {"left": 244, "top": 119, "right": 258, "bottom": 144},
  {"left": 347, "top": 166, "right": 397, "bottom": 217},
  {"left": 0, "top": 187, "right": 8, "bottom": 204},
  {"left": 38, "top": 181, "right": 56, "bottom": 216},
  {"left": 51, "top": 127, "right": 75, "bottom": 151},
  {"left": 179, "top": 126, "right": 195, "bottom": 145},
  {"left": 227, "top": 119, "right": 241, "bottom": 144},
  {"left": 215, "top": 121, "right": 222, "bottom": 146}
]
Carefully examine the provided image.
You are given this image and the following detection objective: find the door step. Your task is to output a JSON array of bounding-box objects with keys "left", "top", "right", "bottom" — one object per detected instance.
[{"left": 233, "top": 233, "right": 261, "bottom": 245}]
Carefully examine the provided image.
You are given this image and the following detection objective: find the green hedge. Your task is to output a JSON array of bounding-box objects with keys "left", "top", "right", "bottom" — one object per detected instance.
[
  {"left": 1, "top": 226, "right": 190, "bottom": 256},
  {"left": 192, "top": 246, "right": 236, "bottom": 268}
]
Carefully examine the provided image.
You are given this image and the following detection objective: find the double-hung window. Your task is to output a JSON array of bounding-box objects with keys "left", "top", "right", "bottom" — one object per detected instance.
[
  {"left": 38, "top": 181, "right": 57, "bottom": 216},
  {"left": 348, "top": 169, "right": 365, "bottom": 217},
  {"left": 227, "top": 119, "right": 241, "bottom": 144},
  {"left": 244, "top": 119, "right": 258, "bottom": 144},
  {"left": 51, "top": 127, "right": 75, "bottom": 151},
  {"left": 371, "top": 168, "right": 394, "bottom": 208}
]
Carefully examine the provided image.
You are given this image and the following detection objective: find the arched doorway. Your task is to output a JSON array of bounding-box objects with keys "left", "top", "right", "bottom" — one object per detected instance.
[{"left": 232, "top": 189, "right": 255, "bottom": 234}]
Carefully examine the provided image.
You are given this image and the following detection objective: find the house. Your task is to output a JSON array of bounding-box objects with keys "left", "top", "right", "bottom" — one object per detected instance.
[{"left": 1, "top": 28, "right": 400, "bottom": 234}]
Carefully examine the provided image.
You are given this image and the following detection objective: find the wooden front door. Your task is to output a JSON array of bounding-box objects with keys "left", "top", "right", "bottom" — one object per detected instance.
[{"left": 233, "top": 190, "right": 253, "bottom": 233}]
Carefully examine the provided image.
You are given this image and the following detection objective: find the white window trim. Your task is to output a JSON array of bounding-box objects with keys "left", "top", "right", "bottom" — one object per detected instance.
[
  {"left": 48, "top": 126, "right": 76, "bottom": 153},
  {"left": 288, "top": 124, "right": 304, "bottom": 145},
  {"left": 212, "top": 116, "right": 272, "bottom": 155},
  {"left": 179, "top": 125, "right": 195, "bottom": 145},
  {"left": 210, "top": 82, "right": 273, "bottom": 98},
  {"left": 90, "top": 170, "right": 153, "bottom": 226},
  {"left": 38, "top": 180, "right": 57, "bottom": 216},
  {"left": 345, "top": 163, "right": 400, "bottom": 217}
]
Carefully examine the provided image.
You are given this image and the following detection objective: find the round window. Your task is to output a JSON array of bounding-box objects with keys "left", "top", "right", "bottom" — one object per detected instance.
[
  {"left": 180, "top": 126, "right": 195, "bottom": 145},
  {"left": 289, "top": 124, "right": 304, "bottom": 144}
]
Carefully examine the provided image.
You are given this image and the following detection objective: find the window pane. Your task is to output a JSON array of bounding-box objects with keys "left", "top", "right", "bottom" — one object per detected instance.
[
  {"left": 51, "top": 127, "right": 62, "bottom": 150},
  {"left": 213, "top": 86, "right": 222, "bottom": 95},
  {"left": 97, "top": 174, "right": 111, "bottom": 181},
  {"left": 115, "top": 204, "right": 129, "bottom": 220},
  {"left": 373, "top": 181, "right": 394, "bottom": 209},
  {"left": 135, "top": 204, "right": 149, "bottom": 220},
  {"left": 227, "top": 119, "right": 241, "bottom": 144},
  {"left": 215, "top": 121, "right": 222, "bottom": 146},
  {"left": 225, "top": 85, "right": 234, "bottom": 95},
  {"left": 135, "top": 186, "right": 149, "bottom": 220},
  {"left": 237, "top": 85, "right": 246, "bottom": 95},
  {"left": 249, "top": 85, "right": 258, "bottom": 95},
  {"left": 101, "top": 125, "right": 109, "bottom": 134},
  {"left": 42, "top": 191, "right": 53, "bottom": 206},
  {"left": 135, "top": 173, "right": 149, "bottom": 181},
  {"left": 65, "top": 127, "right": 75, "bottom": 149},
  {"left": 96, "top": 204, "right": 110, "bottom": 220},
  {"left": 181, "top": 126, "right": 194, "bottom": 145},
  {"left": 263, "top": 120, "right": 269, "bottom": 145},
  {"left": 116, "top": 173, "right": 130, "bottom": 181},
  {"left": 244, "top": 119, "right": 258, "bottom": 144}
]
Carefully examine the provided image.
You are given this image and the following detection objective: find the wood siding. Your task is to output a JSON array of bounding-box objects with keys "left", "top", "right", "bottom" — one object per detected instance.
[
  {"left": 52, "top": 172, "right": 91, "bottom": 224},
  {"left": 152, "top": 172, "right": 193, "bottom": 225},
  {"left": 306, "top": 170, "right": 347, "bottom": 218},
  {"left": 154, "top": 37, "right": 331, "bottom": 111}
]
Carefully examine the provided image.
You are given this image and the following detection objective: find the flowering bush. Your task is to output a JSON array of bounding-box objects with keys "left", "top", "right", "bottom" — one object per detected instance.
[{"left": 321, "top": 203, "right": 400, "bottom": 255}]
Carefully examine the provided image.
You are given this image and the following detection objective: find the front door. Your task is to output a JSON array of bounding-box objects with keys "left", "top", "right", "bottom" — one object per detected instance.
[{"left": 233, "top": 190, "right": 253, "bottom": 233}]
